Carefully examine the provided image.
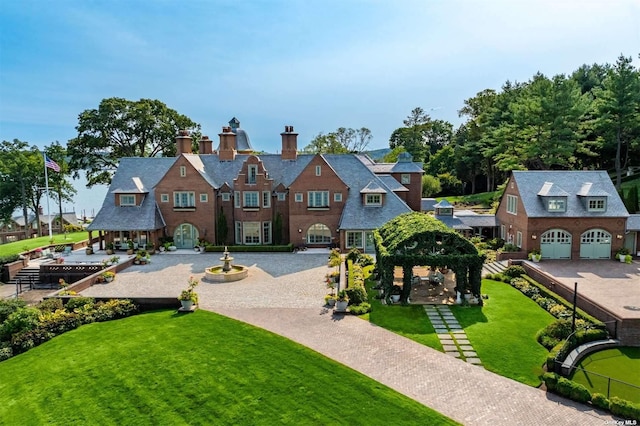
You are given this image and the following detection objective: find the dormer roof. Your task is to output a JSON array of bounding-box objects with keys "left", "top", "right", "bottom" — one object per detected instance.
[
  {"left": 360, "top": 180, "right": 387, "bottom": 194},
  {"left": 537, "top": 182, "right": 569, "bottom": 197},
  {"left": 577, "top": 182, "right": 610, "bottom": 197}
]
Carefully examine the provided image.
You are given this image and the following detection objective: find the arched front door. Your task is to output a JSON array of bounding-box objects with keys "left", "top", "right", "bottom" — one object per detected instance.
[
  {"left": 540, "top": 229, "right": 572, "bottom": 259},
  {"left": 580, "top": 229, "right": 611, "bottom": 259},
  {"left": 174, "top": 223, "right": 199, "bottom": 249},
  {"left": 306, "top": 223, "right": 331, "bottom": 245}
]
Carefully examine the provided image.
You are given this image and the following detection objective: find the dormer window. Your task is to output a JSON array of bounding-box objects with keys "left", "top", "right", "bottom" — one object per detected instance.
[
  {"left": 120, "top": 195, "right": 135, "bottom": 206},
  {"left": 547, "top": 198, "right": 566, "bottom": 212},
  {"left": 365, "top": 194, "right": 382, "bottom": 206},
  {"left": 588, "top": 197, "right": 606, "bottom": 212}
]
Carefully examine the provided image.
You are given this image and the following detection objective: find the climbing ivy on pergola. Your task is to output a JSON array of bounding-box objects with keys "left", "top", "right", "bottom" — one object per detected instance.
[{"left": 373, "top": 212, "right": 485, "bottom": 305}]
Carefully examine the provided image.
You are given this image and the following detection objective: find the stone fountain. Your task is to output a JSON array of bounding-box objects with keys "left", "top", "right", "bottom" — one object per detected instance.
[{"left": 204, "top": 246, "right": 249, "bottom": 282}]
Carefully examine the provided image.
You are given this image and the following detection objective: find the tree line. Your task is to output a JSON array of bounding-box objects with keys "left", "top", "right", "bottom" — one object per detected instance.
[{"left": 388, "top": 54, "right": 639, "bottom": 195}]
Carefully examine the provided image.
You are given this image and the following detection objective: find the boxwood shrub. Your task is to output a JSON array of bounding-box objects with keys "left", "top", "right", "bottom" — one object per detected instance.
[
  {"left": 609, "top": 396, "right": 640, "bottom": 421},
  {"left": 591, "top": 393, "right": 609, "bottom": 411}
]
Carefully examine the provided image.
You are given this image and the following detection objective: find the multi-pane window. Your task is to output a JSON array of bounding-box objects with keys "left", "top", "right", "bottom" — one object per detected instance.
[
  {"left": 365, "top": 194, "right": 382, "bottom": 206},
  {"left": 277, "top": 193, "right": 286, "bottom": 201},
  {"left": 244, "top": 222, "right": 260, "bottom": 244},
  {"left": 120, "top": 195, "right": 135, "bottom": 206},
  {"left": 262, "top": 191, "right": 271, "bottom": 208},
  {"left": 308, "top": 191, "right": 329, "bottom": 208},
  {"left": 401, "top": 174, "right": 410, "bottom": 184},
  {"left": 234, "top": 191, "right": 240, "bottom": 208},
  {"left": 180, "top": 166, "right": 186, "bottom": 177},
  {"left": 174, "top": 191, "right": 195, "bottom": 208},
  {"left": 307, "top": 223, "right": 331, "bottom": 243},
  {"left": 221, "top": 193, "right": 230, "bottom": 202},
  {"left": 334, "top": 193, "right": 342, "bottom": 202},
  {"left": 506, "top": 195, "right": 518, "bottom": 214},
  {"left": 248, "top": 165, "right": 258, "bottom": 184},
  {"left": 346, "top": 231, "right": 363, "bottom": 248},
  {"left": 548, "top": 198, "right": 566, "bottom": 212},
  {"left": 243, "top": 191, "right": 259, "bottom": 208},
  {"left": 588, "top": 198, "right": 606, "bottom": 212},
  {"left": 200, "top": 193, "right": 208, "bottom": 202},
  {"left": 262, "top": 222, "right": 272, "bottom": 244},
  {"left": 160, "top": 194, "right": 169, "bottom": 203},
  {"left": 295, "top": 193, "right": 303, "bottom": 202},
  {"left": 315, "top": 165, "right": 321, "bottom": 176}
]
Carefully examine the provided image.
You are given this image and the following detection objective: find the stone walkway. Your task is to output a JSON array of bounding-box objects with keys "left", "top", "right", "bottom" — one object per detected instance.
[
  {"left": 9, "top": 250, "right": 618, "bottom": 424},
  {"left": 425, "top": 305, "right": 482, "bottom": 366}
]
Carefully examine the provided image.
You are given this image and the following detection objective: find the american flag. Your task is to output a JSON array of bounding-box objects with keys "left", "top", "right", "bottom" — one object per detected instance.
[{"left": 44, "top": 154, "right": 61, "bottom": 172}]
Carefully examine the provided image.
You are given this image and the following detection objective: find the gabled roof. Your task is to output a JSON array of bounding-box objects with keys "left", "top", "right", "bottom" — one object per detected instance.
[
  {"left": 434, "top": 199, "right": 453, "bottom": 208},
  {"left": 378, "top": 175, "right": 409, "bottom": 192},
  {"left": 324, "top": 155, "right": 411, "bottom": 230},
  {"left": 356, "top": 154, "right": 424, "bottom": 174},
  {"left": 537, "top": 182, "right": 569, "bottom": 197},
  {"left": 111, "top": 177, "right": 147, "bottom": 194},
  {"left": 360, "top": 180, "right": 387, "bottom": 194},
  {"left": 511, "top": 170, "right": 629, "bottom": 218}
]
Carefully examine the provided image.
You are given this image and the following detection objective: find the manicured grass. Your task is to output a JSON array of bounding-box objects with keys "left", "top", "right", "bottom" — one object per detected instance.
[
  {"left": 0, "top": 310, "right": 458, "bottom": 425},
  {"left": 441, "top": 191, "right": 500, "bottom": 208},
  {"left": 450, "top": 280, "right": 556, "bottom": 386},
  {"left": 570, "top": 347, "right": 640, "bottom": 403},
  {"left": 366, "top": 282, "right": 442, "bottom": 352},
  {"left": 0, "top": 232, "right": 88, "bottom": 257}
]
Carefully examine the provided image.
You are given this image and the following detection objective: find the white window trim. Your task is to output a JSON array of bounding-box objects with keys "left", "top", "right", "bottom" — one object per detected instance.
[
  {"left": 221, "top": 193, "right": 230, "bottom": 202},
  {"left": 506, "top": 194, "right": 518, "bottom": 215},
  {"left": 248, "top": 165, "right": 258, "bottom": 184},
  {"left": 588, "top": 197, "right": 607, "bottom": 212},
  {"left": 200, "top": 193, "right": 208, "bottom": 203},
  {"left": 243, "top": 191, "right": 259, "bottom": 208},
  {"left": 365, "top": 194, "right": 382, "bottom": 206},
  {"left": 295, "top": 193, "right": 303, "bottom": 203},
  {"left": 173, "top": 191, "right": 195, "bottom": 208},
  {"left": 516, "top": 231, "right": 522, "bottom": 248},
  {"left": 262, "top": 221, "right": 272, "bottom": 244},
  {"left": 547, "top": 198, "right": 566, "bottom": 212},
  {"left": 277, "top": 193, "right": 286, "bottom": 201},
  {"left": 235, "top": 221, "right": 242, "bottom": 244},
  {"left": 315, "top": 165, "right": 321, "bottom": 176},
  {"left": 334, "top": 192, "right": 342, "bottom": 202},
  {"left": 160, "top": 194, "right": 169, "bottom": 203},
  {"left": 234, "top": 191, "right": 240, "bottom": 208},
  {"left": 180, "top": 166, "right": 186, "bottom": 177},
  {"left": 262, "top": 191, "right": 271, "bottom": 208},
  {"left": 308, "top": 191, "right": 329, "bottom": 208}
]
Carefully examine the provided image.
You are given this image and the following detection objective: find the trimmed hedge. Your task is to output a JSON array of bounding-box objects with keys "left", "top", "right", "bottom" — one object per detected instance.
[
  {"left": 349, "top": 303, "right": 371, "bottom": 315},
  {"left": 610, "top": 396, "right": 640, "bottom": 421}
]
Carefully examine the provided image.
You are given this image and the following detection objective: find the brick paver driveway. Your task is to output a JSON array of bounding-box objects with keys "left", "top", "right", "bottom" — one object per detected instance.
[{"left": 81, "top": 250, "right": 616, "bottom": 425}]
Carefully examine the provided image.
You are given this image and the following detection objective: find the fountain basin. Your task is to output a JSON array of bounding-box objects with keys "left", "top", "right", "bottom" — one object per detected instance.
[{"left": 204, "top": 265, "right": 248, "bottom": 282}]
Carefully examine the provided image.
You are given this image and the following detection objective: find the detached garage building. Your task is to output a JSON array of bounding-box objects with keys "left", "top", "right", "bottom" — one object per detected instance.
[{"left": 495, "top": 170, "right": 629, "bottom": 260}]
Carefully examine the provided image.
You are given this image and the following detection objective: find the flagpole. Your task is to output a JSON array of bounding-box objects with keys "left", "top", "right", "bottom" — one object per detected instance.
[{"left": 43, "top": 152, "right": 53, "bottom": 240}]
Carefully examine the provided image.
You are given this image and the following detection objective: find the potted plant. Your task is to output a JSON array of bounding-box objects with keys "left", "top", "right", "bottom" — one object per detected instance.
[
  {"left": 127, "top": 240, "right": 135, "bottom": 255},
  {"left": 178, "top": 276, "right": 199, "bottom": 310},
  {"left": 335, "top": 290, "right": 349, "bottom": 312},
  {"left": 85, "top": 246, "right": 93, "bottom": 255},
  {"left": 390, "top": 285, "right": 402, "bottom": 303},
  {"left": 34, "top": 247, "right": 43, "bottom": 258},
  {"left": 102, "top": 271, "right": 115, "bottom": 283},
  {"left": 615, "top": 248, "right": 630, "bottom": 263},
  {"left": 528, "top": 248, "right": 541, "bottom": 263},
  {"left": 106, "top": 242, "right": 115, "bottom": 255},
  {"left": 110, "top": 255, "right": 120, "bottom": 265},
  {"left": 324, "top": 294, "right": 337, "bottom": 307},
  {"left": 624, "top": 254, "right": 633, "bottom": 264}
]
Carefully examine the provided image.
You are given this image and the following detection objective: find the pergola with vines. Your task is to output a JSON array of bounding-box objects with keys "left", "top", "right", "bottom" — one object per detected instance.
[{"left": 373, "top": 212, "right": 485, "bottom": 305}]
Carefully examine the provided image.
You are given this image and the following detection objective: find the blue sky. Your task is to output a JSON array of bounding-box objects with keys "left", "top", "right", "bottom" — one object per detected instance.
[{"left": 1, "top": 0, "right": 639, "bottom": 215}]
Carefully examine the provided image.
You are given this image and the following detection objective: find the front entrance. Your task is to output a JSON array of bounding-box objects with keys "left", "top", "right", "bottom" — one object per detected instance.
[
  {"left": 174, "top": 223, "right": 199, "bottom": 249},
  {"left": 580, "top": 229, "right": 611, "bottom": 259},
  {"left": 540, "top": 229, "right": 572, "bottom": 259}
]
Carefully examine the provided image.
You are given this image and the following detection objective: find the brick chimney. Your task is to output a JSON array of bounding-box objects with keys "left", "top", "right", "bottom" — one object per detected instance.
[
  {"left": 199, "top": 135, "right": 213, "bottom": 155},
  {"left": 218, "top": 126, "right": 237, "bottom": 161},
  {"left": 175, "top": 130, "right": 193, "bottom": 156},
  {"left": 280, "top": 125, "right": 298, "bottom": 160}
]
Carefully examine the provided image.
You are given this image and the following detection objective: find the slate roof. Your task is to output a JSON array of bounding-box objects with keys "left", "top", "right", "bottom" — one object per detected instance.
[
  {"left": 627, "top": 214, "right": 640, "bottom": 231},
  {"left": 511, "top": 170, "right": 629, "bottom": 218},
  {"left": 327, "top": 155, "right": 412, "bottom": 230},
  {"left": 357, "top": 154, "right": 424, "bottom": 174},
  {"left": 421, "top": 198, "right": 437, "bottom": 212},
  {"left": 89, "top": 153, "right": 414, "bottom": 232},
  {"left": 88, "top": 157, "right": 177, "bottom": 231},
  {"left": 434, "top": 215, "right": 472, "bottom": 231},
  {"left": 455, "top": 211, "right": 497, "bottom": 228},
  {"left": 379, "top": 175, "right": 408, "bottom": 192}
]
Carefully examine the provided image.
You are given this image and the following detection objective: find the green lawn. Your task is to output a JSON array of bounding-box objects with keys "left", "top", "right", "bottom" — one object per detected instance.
[
  {"left": 0, "top": 310, "right": 458, "bottom": 425},
  {"left": 451, "top": 280, "right": 555, "bottom": 386},
  {"left": 441, "top": 191, "right": 500, "bottom": 208},
  {"left": 570, "top": 347, "right": 640, "bottom": 403},
  {"left": 366, "top": 279, "right": 554, "bottom": 387},
  {"left": 0, "top": 231, "right": 87, "bottom": 257}
]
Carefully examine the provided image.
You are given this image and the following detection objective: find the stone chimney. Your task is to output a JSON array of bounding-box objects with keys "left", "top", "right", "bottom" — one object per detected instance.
[
  {"left": 280, "top": 125, "right": 298, "bottom": 160},
  {"left": 218, "top": 126, "right": 237, "bottom": 161},
  {"left": 175, "top": 130, "right": 193, "bottom": 156},
  {"left": 199, "top": 135, "right": 213, "bottom": 155}
]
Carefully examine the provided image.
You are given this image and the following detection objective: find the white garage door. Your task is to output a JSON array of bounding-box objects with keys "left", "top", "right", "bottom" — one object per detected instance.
[
  {"left": 540, "top": 229, "right": 572, "bottom": 259},
  {"left": 580, "top": 229, "right": 611, "bottom": 259}
]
